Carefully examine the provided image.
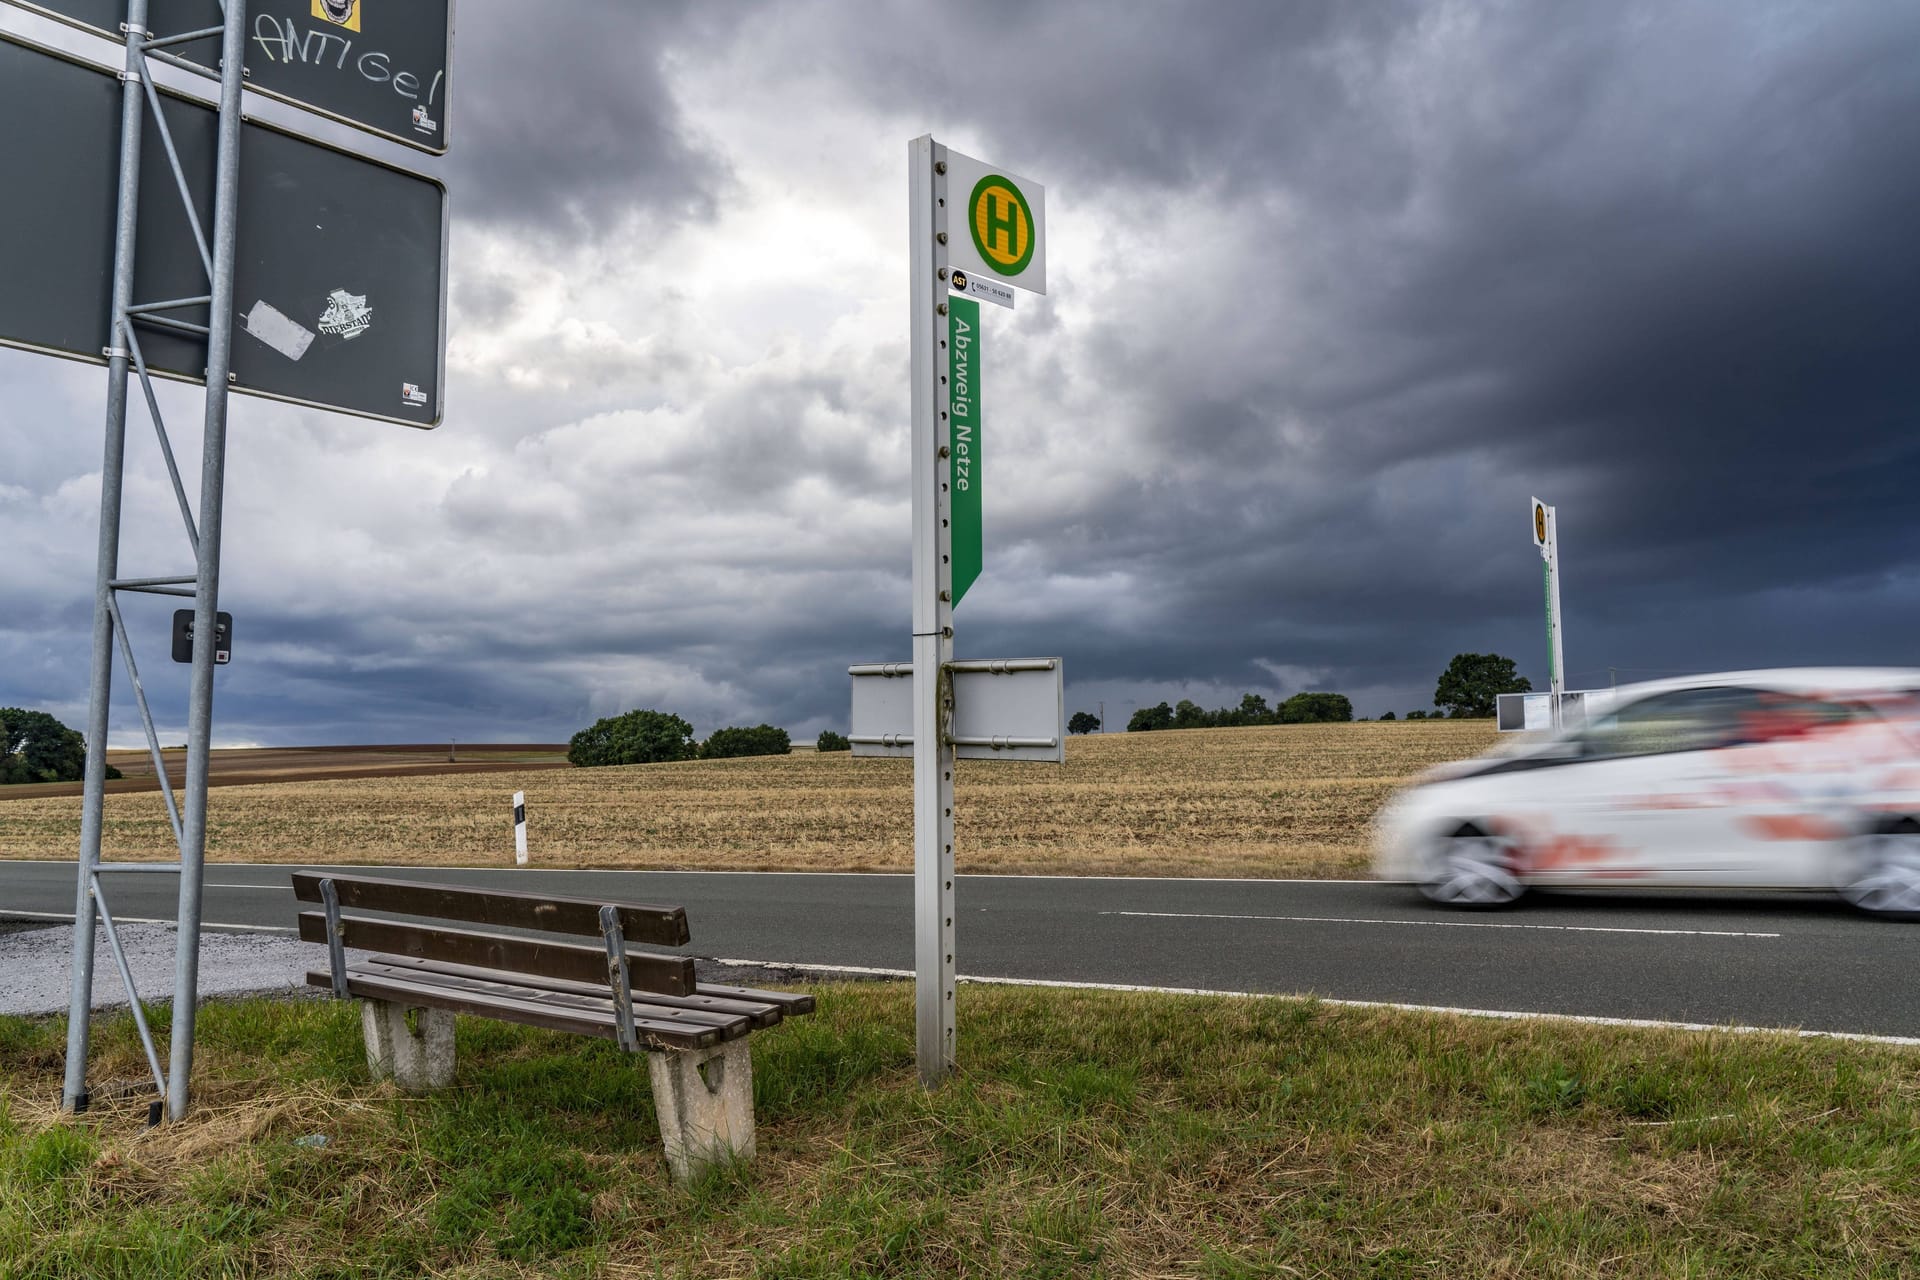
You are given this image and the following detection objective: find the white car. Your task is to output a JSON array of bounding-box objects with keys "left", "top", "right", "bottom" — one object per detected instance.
[{"left": 1374, "top": 669, "right": 1920, "bottom": 916}]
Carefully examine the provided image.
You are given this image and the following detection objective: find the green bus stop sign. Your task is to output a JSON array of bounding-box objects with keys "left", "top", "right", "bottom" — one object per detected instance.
[{"left": 948, "top": 295, "right": 982, "bottom": 604}]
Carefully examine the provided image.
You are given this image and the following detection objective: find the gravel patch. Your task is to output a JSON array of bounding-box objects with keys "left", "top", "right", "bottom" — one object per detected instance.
[{"left": 0, "top": 921, "right": 363, "bottom": 1017}]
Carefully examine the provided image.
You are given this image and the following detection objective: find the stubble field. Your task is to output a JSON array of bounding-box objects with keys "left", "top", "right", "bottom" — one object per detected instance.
[{"left": 0, "top": 722, "right": 1496, "bottom": 878}]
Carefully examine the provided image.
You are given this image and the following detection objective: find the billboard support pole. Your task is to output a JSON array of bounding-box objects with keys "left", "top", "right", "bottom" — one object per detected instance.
[
  {"left": 908, "top": 135, "right": 957, "bottom": 1087},
  {"left": 61, "top": 0, "right": 248, "bottom": 1121},
  {"left": 168, "top": 0, "right": 247, "bottom": 1122},
  {"left": 62, "top": 0, "right": 150, "bottom": 1116}
]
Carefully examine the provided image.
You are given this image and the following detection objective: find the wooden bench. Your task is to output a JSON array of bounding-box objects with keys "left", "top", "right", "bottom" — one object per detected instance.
[{"left": 291, "top": 872, "right": 813, "bottom": 1182}]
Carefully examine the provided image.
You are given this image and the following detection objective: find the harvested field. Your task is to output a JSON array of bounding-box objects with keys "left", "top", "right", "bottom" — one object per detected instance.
[
  {"left": 0, "top": 743, "right": 570, "bottom": 801},
  {"left": 0, "top": 722, "right": 1496, "bottom": 878}
]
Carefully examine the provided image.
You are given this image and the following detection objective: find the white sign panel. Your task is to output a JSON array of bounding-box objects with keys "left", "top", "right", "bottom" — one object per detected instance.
[
  {"left": 943, "top": 149, "right": 1047, "bottom": 295},
  {"left": 849, "top": 658, "right": 1065, "bottom": 762},
  {"left": 950, "top": 270, "right": 1015, "bottom": 310},
  {"left": 1531, "top": 496, "right": 1550, "bottom": 554}
]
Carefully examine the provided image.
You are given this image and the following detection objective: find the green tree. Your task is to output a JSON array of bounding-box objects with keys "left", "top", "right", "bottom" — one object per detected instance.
[
  {"left": 567, "top": 709, "right": 696, "bottom": 768},
  {"left": 816, "top": 730, "right": 851, "bottom": 752},
  {"left": 1279, "top": 692, "right": 1354, "bottom": 724},
  {"left": 700, "top": 725, "right": 792, "bottom": 759},
  {"left": 1379, "top": 711, "right": 1397, "bottom": 721},
  {"left": 1238, "top": 693, "right": 1272, "bottom": 724},
  {"left": 1433, "top": 653, "right": 1532, "bottom": 719},
  {"left": 1127, "top": 702, "right": 1174, "bottom": 732},
  {"left": 1172, "top": 699, "right": 1210, "bottom": 730},
  {"left": 1067, "top": 711, "right": 1101, "bottom": 735},
  {"left": 0, "top": 708, "right": 102, "bottom": 785}
]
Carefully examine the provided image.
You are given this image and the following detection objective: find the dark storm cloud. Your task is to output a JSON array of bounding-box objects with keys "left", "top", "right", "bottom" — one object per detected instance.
[
  {"left": 7, "top": 0, "right": 1920, "bottom": 751},
  {"left": 772, "top": 0, "right": 1920, "bottom": 706},
  {"left": 443, "top": 0, "right": 742, "bottom": 234}
]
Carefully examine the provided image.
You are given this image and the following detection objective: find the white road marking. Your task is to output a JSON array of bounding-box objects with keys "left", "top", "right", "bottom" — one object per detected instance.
[
  {"left": 0, "top": 859, "right": 1385, "bottom": 885},
  {"left": 1100, "top": 910, "right": 1780, "bottom": 938},
  {"left": 709, "top": 957, "right": 1920, "bottom": 1047},
  {"left": 0, "top": 909, "right": 294, "bottom": 935}
]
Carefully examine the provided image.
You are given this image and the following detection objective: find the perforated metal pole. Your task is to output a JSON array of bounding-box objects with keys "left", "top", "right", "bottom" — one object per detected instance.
[
  {"left": 1545, "top": 507, "right": 1566, "bottom": 730},
  {"left": 63, "top": 0, "right": 151, "bottom": 1115},
  {"left": 908, "top": 135, "right": 957, "bottom": 1086},
  {"left": 167, "top": 0, "right": 248, "bottom": 1122}
]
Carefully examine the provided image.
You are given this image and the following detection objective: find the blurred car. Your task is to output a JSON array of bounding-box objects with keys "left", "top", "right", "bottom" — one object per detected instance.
[{"left": 1374, "top": 669, "right": 1920, "bottom": 915}]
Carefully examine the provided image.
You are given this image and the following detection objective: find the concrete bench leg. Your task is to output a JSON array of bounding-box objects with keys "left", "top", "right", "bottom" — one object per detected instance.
[
  {"left": 647, "top": 1039, "right": 754, "bottom": 1183},
  {"left": 361, "top": 1000, "right": 456, "bottom": 1092}
]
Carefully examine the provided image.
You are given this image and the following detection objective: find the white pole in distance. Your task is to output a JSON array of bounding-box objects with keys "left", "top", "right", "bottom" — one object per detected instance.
[
  {"left": 1547, "top": 506, "right": 1566, "bottom": 726},
  {"left": 513, "top": 791, "right": 528, "bottom": 866},
  {"left": 908, "top": 134, "right": 957, "bottom": 1087},
  {"left": 1532, "top": 498, "right": 1567, "bottom": 729}
]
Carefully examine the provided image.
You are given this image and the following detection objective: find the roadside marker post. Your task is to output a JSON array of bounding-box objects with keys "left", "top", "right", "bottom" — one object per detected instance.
[
  {"left": 513, "top": 791, "right": 528, "bottom": 866},
  {"left": 1531, "top": 498, "right": 1566, "bottom": 728},
  {"left": 847, "top": 136, "right": 1058, "bottom": 1088}
]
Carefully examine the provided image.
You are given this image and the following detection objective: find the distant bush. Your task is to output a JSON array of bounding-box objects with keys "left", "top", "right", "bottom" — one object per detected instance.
[
  {"left": 1, "top": 708, "right": 96, "bottom": 785},
  {"left": 567, "top": 709, "right": 696, "bottom": 768},
  {"left": 816, "top": 730, "right": 851, "bottom": 752},
  {"left": 700, "top": 724, "right": 792, "bottom": 760},
  {"left": 1279, "top": 692, "right": 1353, "bottom": 724},
  {"left": 1379, "top": 711, "right": 1397, "bottom": 721}
]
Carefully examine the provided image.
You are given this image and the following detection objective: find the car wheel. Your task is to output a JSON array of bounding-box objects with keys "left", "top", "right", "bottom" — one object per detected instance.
[
  {"left": 1417, "top": 823, "right": 1525, "bottom": 908},
  {"left": 1839, "top": 818, "right": 1920, "bottom": 919}
]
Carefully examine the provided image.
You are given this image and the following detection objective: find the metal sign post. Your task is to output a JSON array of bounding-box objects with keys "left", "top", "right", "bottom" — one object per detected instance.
[
  {"left": 1531, "top": 497, "right": 1566, "bottom": 729},
  {"left": 27, "top": 0, "right": 454, "bottom": 1121},
  {"left": 852, "top": 136, "right": 1051, "bottom": 1088},
  {"left": 906, "top": 134, "right": 956, "bottom": 1084}
]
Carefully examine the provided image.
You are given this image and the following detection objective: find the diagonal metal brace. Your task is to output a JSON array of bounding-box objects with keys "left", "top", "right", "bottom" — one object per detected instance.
[
  {"left": 599, "top": 904, "right": 639, "bottom": 1053},
  {"left": 318, "top": 878, "right": 348, "bottom": 999}
]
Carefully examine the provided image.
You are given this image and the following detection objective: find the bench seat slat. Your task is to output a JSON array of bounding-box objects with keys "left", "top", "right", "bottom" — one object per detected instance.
[
  {"left": 693, "top": 982, "right": 817, "bottom": 1016},
  {"left": 346, "top": 960, "right": 756, "bottom": 1039},
  {"left": 297, "top": 910, "right": 695, "bottom": 996},
  {"left": 307, "top": 969, "right": 723, "bottom": 1051},
  {"left": 365, "top": 954, "right": 787, "bottom": 1028},
  {"left": 291, "top": 872, "right": 689, "bottom": 946}
]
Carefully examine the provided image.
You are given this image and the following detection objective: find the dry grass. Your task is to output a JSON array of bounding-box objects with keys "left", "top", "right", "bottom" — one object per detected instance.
[
  {"left": 0, "top": 722, "right": 1496, "bottom": 878},
  {"left": 6, "top": 984, "right": 1920, "bottom": 1277}
]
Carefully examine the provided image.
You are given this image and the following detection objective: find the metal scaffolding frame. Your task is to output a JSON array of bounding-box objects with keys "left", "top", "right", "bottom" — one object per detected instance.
[{"left": 61, "top": 0, "right": 249, "bottom": 1123}]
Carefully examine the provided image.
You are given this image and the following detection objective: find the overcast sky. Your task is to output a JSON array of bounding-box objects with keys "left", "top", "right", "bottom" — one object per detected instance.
[{"left": 3, "top": 0, "right": 1918, "bottom": 746}]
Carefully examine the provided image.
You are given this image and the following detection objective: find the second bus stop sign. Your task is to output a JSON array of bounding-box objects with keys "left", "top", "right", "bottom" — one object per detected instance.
[{"left": 20, "top": 0, "right": 453, "bottom": 154}]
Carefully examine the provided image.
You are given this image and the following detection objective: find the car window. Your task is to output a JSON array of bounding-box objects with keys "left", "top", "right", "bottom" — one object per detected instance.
[{"left": 1573, "top": 687, "right": 1767, "bottom": 760}]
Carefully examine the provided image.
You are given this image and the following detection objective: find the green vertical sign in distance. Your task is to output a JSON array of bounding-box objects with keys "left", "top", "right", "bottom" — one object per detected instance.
[{"left": 949, "top": 295, "right": 982, "bottom": 605}]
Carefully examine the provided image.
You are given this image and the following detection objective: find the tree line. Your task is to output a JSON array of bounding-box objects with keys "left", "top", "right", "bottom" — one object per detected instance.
[
  {"left": 1120, "top": 691, "right": 1354, "bottom": 732},
  {"left": 1069, "top": 653, "right": 1534, "bottom": 734},
  {"left": 568, "top": 709, "right": 792, "bottom": 766}
]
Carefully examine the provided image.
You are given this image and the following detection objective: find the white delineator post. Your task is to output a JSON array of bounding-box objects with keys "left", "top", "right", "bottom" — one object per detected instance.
[
  {"left": 908, "top": 134, "right": 957, "bottom": 1086},
  {"left": 513, "top": 791, "right": 528, "bottom": 866}
]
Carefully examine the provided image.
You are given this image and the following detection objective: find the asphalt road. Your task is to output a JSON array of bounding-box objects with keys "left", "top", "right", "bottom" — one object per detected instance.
[{"left": 5, "top": 860, "right": 1919, "bottom": 1038}]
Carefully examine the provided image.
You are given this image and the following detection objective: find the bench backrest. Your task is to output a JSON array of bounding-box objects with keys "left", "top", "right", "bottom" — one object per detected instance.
[{"left": 291, "top": 872, "right": 696, "bottom": 997}]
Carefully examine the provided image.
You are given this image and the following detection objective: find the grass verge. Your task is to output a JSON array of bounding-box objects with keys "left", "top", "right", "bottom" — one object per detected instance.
[{"left": 6, "top": 985, "right": 1918, "bottom": 1277}]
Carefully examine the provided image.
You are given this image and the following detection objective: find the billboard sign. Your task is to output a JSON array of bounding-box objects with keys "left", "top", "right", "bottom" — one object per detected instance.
[
  {"left": 0, "top": 34, "right": 447, "bottom": 426},
  {"left": 15, "top": 0, "right": 453, "bottom": 153}
]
